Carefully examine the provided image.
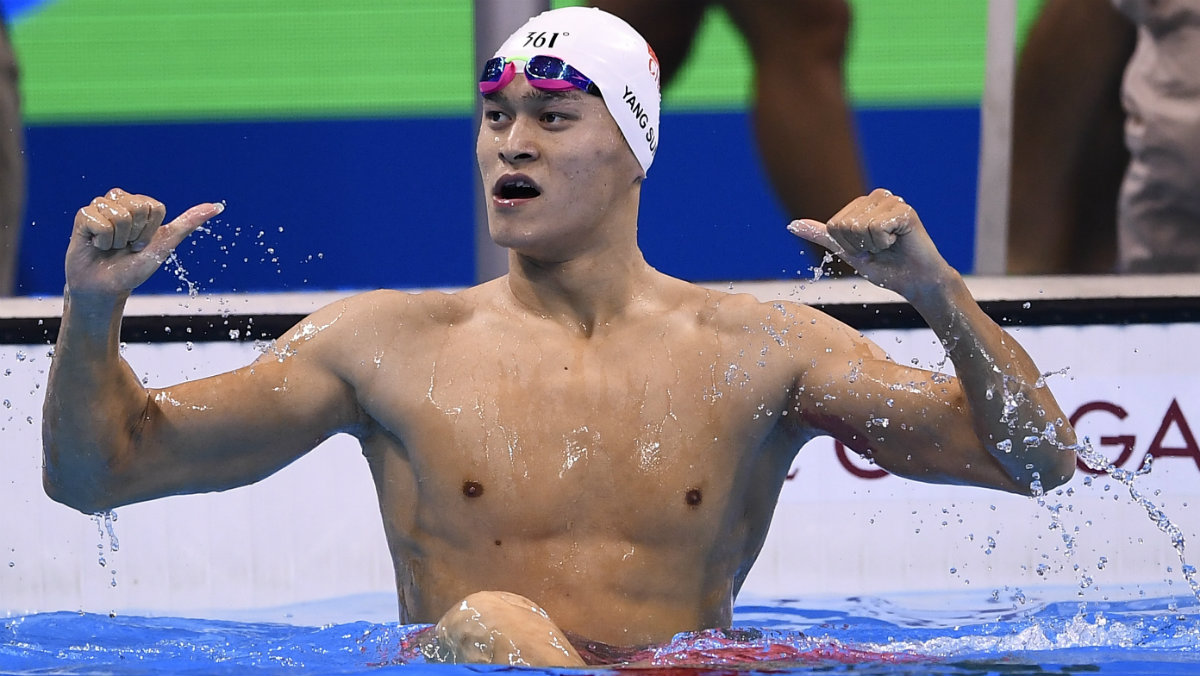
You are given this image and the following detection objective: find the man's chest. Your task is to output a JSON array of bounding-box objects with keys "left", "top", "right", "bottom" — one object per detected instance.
[
  {"left": 367, "top": 318, "right": 794, "bottom": 433},
  {"left": 355, "top": 325, "right": 800, "bottom": 538}
]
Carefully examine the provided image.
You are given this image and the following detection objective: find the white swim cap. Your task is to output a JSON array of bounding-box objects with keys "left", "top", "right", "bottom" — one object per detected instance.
[{"left": 491, "top": 6, "right": 661, "bottom": 176}]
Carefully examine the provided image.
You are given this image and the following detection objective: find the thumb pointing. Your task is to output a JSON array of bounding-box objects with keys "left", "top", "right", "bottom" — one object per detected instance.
[
  {"left": 145, "top": 202, "right": 224, "bottom": 260},
  {"left": 787, "top": 218, "right": 839, "bottom": 253}
]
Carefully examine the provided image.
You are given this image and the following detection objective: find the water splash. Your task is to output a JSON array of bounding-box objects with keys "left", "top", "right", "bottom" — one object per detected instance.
[
  {"left": 189, "top": 220, "right": 294, "bottom": 288},
  {"left": 90, "top": 510, "right": 120, "bottom": 588},
  {"left": 1027, "top": 469, "right": 1087, "bottom": 590},
  {"left": 1072, "top": 442, "right": 1200, "bottom": 602},
  {"left": 6, "top": 595, "right": 1200, "bottom": 674},
  {"left": 807, "top": 251, "right": 836, "bottom": 281},
  {"left": 165, "top": 252, "right": 201, "bottom": 298}
]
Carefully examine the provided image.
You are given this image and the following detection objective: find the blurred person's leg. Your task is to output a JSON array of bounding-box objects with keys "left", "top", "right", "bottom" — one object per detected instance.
[
  {"left": 590, "top": 0, "right": 711, "bottom": 86},
  {"left": 722, "top": 0, "right": 864, "bottom": 227},
  {"left": 1007, "top": 0, "right": 1134, "bottom": 275},
  {"left": 0, "top": 20, "right": 23, "bottom": 295},
  {"left": 594, "top": 0, "right": 861, "bottom": 275}
]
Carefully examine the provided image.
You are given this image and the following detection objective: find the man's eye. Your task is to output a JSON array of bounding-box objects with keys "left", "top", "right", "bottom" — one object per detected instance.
[{"left": 542, "top": 112, "right": 566, "bottom": 124}]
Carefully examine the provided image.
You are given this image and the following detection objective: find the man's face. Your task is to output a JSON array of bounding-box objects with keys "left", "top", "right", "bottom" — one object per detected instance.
[{"left": 477, "top": 75, "right": 643, "bottom": 261}]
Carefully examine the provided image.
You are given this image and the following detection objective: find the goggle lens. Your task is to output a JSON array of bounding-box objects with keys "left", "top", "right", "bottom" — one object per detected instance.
[{"left": 479, "top": 56, "right": 599, "bottom": 96}]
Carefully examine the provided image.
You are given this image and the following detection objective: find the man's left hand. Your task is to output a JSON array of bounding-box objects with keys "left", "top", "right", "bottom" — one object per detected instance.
[{"left": 787, "top": 188, "right": 951, "bottom": 297}]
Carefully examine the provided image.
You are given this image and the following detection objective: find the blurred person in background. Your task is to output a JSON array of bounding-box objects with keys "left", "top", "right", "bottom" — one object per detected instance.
[
  {"left": 1110, "top": 0, "right": 1200, "bottom": 272},
  {"left": 0, "top": 6, "right": 24, "bottom": 296},
  {"left": 593, "top": 0, "right": 863, "bottom": 274},
  {"left": 1006, "top": 0, "right": 1133, "bottom": 275},
  {"left": 1009, "top": 0, "right": 1200, "bottom": 274}
]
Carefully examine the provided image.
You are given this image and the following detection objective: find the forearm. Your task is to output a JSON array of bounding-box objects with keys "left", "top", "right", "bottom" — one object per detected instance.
[
  {"left": 42, "top": 290, "right": 151, "bottom": 512},
  {"left": 909, "top": 271, "right": 1077, "bottom": 491}
]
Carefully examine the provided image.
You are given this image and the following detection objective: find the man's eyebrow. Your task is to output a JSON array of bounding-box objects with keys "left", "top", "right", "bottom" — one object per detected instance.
[
  {"left": 481, "top": 89, "right": 586, "bottom": 105},
  {"left": 525, "top": 89, "right": 586, "bottom": 103}
]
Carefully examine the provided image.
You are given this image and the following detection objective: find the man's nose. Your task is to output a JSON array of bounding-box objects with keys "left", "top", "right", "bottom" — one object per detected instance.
[{"left": 498, "top": 119, "right": 540, "bottom": 165}]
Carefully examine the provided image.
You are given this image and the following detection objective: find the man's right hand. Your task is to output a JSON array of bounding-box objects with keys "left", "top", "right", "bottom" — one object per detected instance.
[{"left": 66, "top": 188, "right": 223, "bottom": 301}]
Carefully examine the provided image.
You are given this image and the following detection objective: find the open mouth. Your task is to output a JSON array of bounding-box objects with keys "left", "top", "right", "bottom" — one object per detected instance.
[{"left": 495, "top": 175, "right": 542, "bottom": 200}]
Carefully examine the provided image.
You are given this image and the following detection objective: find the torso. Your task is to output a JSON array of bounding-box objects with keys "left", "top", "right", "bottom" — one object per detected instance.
[{"left": 331, "top": 276, "right": 820, "bottom": 645}]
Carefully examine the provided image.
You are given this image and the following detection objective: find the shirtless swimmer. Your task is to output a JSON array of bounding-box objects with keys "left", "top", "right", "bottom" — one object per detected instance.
[{"left": 42, "top": 6, "right": 1077, "bottom": 668}]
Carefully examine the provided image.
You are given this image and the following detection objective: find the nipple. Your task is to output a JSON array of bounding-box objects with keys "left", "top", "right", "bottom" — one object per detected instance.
[
  {"left": 685, "top": 487, "right": 703, "bottom": 507},
  {"left": 462, "top": 480, "right": 484, "bottom": 498}
]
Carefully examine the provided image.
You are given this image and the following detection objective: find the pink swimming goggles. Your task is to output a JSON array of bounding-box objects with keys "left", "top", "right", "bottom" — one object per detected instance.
[{"left": 478, "top": 55, "right": 600, "bottom": 96}]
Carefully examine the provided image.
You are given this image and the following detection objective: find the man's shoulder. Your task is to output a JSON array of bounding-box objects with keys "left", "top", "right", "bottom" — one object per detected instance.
[
  {"left": 671, "top": 282, "right": 873, "bottom": 350},
  {"left": 278, "top": 287, "right": 488, "bottom": 368},
  {"left": 333, "top": 285, "right": 484, "bottom": 326},
  {"left": 681, "top": 282, "right": 821, "bottom": 325}
]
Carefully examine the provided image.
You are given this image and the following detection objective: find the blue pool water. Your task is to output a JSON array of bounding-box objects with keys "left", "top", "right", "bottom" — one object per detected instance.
[{"left": 3, "top": 590, "right": 1199, "bottom": 675}]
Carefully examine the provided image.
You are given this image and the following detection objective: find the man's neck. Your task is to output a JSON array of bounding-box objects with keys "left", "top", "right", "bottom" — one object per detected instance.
[{"left": 505, "top": 245, "right": 656, "bottom": 337}]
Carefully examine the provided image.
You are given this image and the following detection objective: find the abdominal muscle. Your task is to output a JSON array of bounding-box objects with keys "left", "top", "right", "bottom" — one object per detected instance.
[
  {"left": 403, "top": 532, "right": 736, "bottom": 646},
  {"left": 361, "top": 421, "right": 785, "bottom": 646}
]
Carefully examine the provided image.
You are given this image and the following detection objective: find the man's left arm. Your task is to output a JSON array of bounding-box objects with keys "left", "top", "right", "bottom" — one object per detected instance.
[{"left": 789, "top": 189, "right": 1077, "bottom": 494}]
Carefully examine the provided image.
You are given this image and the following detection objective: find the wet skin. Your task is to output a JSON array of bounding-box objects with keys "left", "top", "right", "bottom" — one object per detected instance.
[{"left": 43, "top": 76, "right": 1076, "bottom": 651}]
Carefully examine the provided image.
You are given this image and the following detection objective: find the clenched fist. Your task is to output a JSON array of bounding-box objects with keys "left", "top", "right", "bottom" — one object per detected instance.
[
  {"left": 66, "top": 188, "right": 223, "bottom": 301},
  {"left": 788, "top": 188, "right": 952, "bottom": 297}
]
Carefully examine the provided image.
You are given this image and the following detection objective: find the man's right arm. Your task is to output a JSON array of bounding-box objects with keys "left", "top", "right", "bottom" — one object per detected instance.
[{"left": 42, "top": 189, "right": 366, "bottom": 512}]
